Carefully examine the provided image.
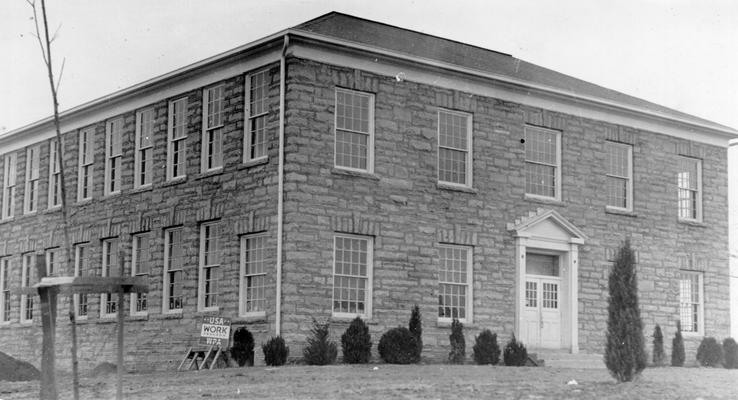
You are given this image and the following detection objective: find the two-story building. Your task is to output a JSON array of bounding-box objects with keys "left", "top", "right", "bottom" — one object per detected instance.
[{"left": 1, "top": 12, "right": 736, "bottom": 370}]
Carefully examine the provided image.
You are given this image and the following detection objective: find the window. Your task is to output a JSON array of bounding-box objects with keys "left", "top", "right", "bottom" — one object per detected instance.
[
  {"left": 77, "top": 128, "right": 94, "bottom": 201},
  {"left": 438, "top": 110, "right": 472, "bottom": 187},
  {"left": 677, "top": 157, "right": 702, "bottom": 221},
  {"left": 334, "top": 89, "right": 374, "bottom": 172},
  {"left": 48, "top": 140, "right": 62, "bottom": 208},
  {"left": 240, "top": 234, "right": 270, "bottom": 317},
  {"left": 135, "top": 109, "right": 154, "bottom": 187},
  {"left": 679, "top": 271, "right": 703, "bottom": 334},
  {"left": 199, "top": 222, "right": 220, "bottom": 311},
  {"left": 332, "top": 234, "right": 372, "bottom": 318},
  {"left": 163, "top": 228, "right": 184, "bottom": 313},
  {"left": 101, "top": 239, "right": 119, "bottom": 317},
  {"left": 201, "top": 85, "right": 224, "bottom": 172},
  {"left": 2, "top": 152, "right": 17, "bottom": 219},
  {"left": 24, "top": 145, "right": 40, "bottom": 213},
  {"left": 105, "top": 118, "right": 123, "bottom": 195},
  {"left": 1, "top": 258, "right": 11, "bottom": 322},
  {"left": 244, "top": 70, "right": 269, "bottom": 162},
  {"left": 46, "top": 248, "right": 61, "bottom": 277},
  {"left": 606, "top": 142, "right": 633, "bottom": 211},
  {"left": 20, "top": 253, "right": 34, "bottom": 323},
  {"left": 74, "top": 244, "right": 91, "bottom": 318},
  {"left": 438, "top": 245, "right": 473, "bottom": 322},
  {"left": 167, "top": 98, "right": 188, "bottom": 180},
  {"left": 130, "top": 234, "right": 151, "bottom": 315},
  {"left": 524, "top": 126, "right": 561, "bottom": 199}
]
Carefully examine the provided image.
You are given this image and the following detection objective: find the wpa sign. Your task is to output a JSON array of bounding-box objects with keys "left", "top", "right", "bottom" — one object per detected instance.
[{"left": 199, "top": 316, "right": 231, "bottom": 347}]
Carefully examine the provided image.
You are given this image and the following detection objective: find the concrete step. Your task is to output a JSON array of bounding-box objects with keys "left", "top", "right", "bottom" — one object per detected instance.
[{"left": 532, "top": 350, "right": 604, "bottom": 369}]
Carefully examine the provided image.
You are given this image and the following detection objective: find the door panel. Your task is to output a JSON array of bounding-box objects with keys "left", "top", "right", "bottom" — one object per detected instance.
[{"left": 522, "top": 276, "right": 561, "bottom": 348}]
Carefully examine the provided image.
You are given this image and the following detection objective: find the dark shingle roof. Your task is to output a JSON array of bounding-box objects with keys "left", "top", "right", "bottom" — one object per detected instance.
[{"left": 293, "top": 12, "right": 736, "bottom": 134}]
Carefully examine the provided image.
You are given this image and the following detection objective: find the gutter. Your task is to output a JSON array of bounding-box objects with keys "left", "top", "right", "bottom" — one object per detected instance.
[{"left": 275, "top": 34, "right": 289, "bottom": 336}]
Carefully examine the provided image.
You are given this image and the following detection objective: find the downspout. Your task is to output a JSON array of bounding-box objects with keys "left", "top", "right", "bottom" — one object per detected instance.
[{"left": 276, "top": 34, "right": 289, "bottom": 336}]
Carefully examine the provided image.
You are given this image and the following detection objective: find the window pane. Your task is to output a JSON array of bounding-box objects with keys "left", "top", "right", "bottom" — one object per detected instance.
[
  {"left": 333, "top": 236, "right": 370, "bottom": 315},
  {"left": 525, "top": 128, "right": 557, "bottom": 165},
  {"left": 607, "top": 176, "right": 628, "bottom": 209},
  {"left": 439, "top": 147, "right": 467, "bottom": 184},
  {"left": 335, "top": 130, "right": 368, "bottom": 170},
  {"left": 525, "top": 163, "right": 556, "bottom": 197}
]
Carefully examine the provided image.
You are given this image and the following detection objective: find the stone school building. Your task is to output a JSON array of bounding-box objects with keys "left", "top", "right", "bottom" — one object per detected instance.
[{"left": 0, "top": 13, "right": 736, "bottom": 370}]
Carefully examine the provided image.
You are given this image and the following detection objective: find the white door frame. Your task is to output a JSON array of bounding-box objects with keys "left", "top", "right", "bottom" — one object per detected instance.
[{"left": 509, "top": 209, "right": 587, "bottom": 354}]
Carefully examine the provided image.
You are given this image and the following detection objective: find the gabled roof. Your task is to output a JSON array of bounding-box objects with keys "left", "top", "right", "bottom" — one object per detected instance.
[
  {"left": 507, "top": 208, "right": 588, "bottom": 242},
  {"left": 293, "top": 12, "right": 737, "bottom": 135}
]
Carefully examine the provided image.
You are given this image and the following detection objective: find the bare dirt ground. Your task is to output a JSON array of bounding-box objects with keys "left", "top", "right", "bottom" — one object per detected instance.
[{"left": 1, "top": 364, "right": 737, "bottom": 399}]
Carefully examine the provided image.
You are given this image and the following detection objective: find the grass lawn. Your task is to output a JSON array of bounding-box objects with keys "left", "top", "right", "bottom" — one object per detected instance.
[{"left": 1, "top": 364, "right": 737, "bottom": 399}]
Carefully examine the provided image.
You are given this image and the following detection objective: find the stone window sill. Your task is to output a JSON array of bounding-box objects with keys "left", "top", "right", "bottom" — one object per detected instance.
[
  {"left": 437, "top": 182, "right": 477, "bottom": 194},
  {"left": 239, "top": 157, "right": 269, "bottom": 170},
  {"left": 131, "top": 185, "right": 153, "bottom": 194},
  {"left": 330, "top": 316, "right": 378, "bottom": 325},
  {"left": 233, "top": 314, "right": 267, "bottom": 324},
  {"left": 524, "top": 193, "right": 563, "bottom": 206},
  {"left": 605, "top": 206, "right": 637, "bottom": 218},
  {"left": 154, "top": 312, "right": 183, "bottom": 320},
  {"left": 331, "top": 168, "right": 380, "bottom": 181},
  {"left": 196, "top": 169, "right": 224, "bottom": 180},
  {"left": 678, "top": 219, "right": 707, "bottom": 228}
]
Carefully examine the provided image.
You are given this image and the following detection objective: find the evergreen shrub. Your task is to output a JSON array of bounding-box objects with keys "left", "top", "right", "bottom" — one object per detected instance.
[
  {"left": 262, "top": 336, "right": 289, "bottom": 366},
  {"left": 696, "top": 337, "right": 723, "bottom": 367},
  {"left": 671, "top": 321, "right": 685, "bottom": 367},
  {"left": 409, "top": 305, "right": 423, "bottom": 360},
  {"left": 722, "top": 338, "right": 738, "bottom": 369},
  {"left": 303, "top": 319, "right": 338, "bottom": 365},
  {"left": 604, "top": 240, "right": 647, "bottom": 382},
  {"left": 652, "top": 325, "right": 665, "bottom": 366},
  {"left": 472, "top": 329, "right": 500, "bottom": 365},
  {"left": 503, "top": 334, "right": 528, "bottom": 366},
  {"left": 448, "top": 319, "right": 465, "bottom": 364},
  {"left": 378, "top": 327, "right": 420, "bottom": 364},
  {"left": 230, "top": 327, "right": 255, "bottom": 367},
  {"left": 341, "top": 317, "right": 372, "bottom": 364}
]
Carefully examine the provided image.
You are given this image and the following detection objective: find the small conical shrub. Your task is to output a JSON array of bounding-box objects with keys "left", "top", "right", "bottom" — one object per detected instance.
[
  {"left": 263, "top": 336, "right": 289, "bottom": 366},
  {"left": 671, "top": 321, "right": 685, "bottom": 367},
  {"left": 696, "top": 337, "right": 723, "bottom": 367},
  {"left": 448, "top": 319, "right": 465, "bottom": 364},
  {"left": 303, "top": 319, "right": 338, "bottom": 365},
  {"left": 652, "top": 325, "right": 665, "bottom": 366},
  {"left": 341, "top": 317, "right": 372, "bottom": 364},
  {"left": 378, "top": 327, "right": 420, "bottom": 364},
  {"left": 473, "top": 329, "right": 500, "bottom": 365},
  {"left": 503, "top": 333, "right": 528, "bottom": 366},
  {"left": 409, "top": 305, "right": 423, "bottom": 361},
  {"left": 230, "top": 327, "right": 255, "bottom": 367},
  {"left": 722, "top": 338, "right": 738, "bottom": 369},
  {"left": 604, "top": 240, "right": 647, "bottom": 382}
]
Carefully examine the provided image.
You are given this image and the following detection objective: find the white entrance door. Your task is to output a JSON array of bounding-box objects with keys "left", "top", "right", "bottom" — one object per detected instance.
[{"left": 522, "top": 254, "right": 562, "bottom": 348}]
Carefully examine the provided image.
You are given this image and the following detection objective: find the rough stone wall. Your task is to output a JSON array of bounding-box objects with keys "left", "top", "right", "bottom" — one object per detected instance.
[
  {"left": 280, "top": 57, "right": 730, "bottom": 362},
  {"left": 0, "top": 64, "right": 281, "bottom": 371}
]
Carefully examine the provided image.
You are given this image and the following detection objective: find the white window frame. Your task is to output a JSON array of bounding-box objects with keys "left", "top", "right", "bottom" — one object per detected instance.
[
  {"left": 334, "top": 88, "right": 375, "bottom": 173},
  {"left": 437, "top": 244, "right": 473, "bottom": 323},
  {"left": 679, "top": 270, "right": 704, "bottom": 336},
  {"left": 201, "top": 84, "right": 224, "bottom": 173},
  {"left": 167, "top": 97, "right": 188, "bottom": 181},
  {"left": 105, "top": 118, "right": 123, "bottom": 196},
  {"left": 130, "top": 234, "right": 150, "bottom": 316},
  {"left": 77, "top": 128, "right": 94, "bottom": 201},
  {"left": 2, "top": 152, "right": 17, "bottom": 219},
  {"left": 24, "top": 145, "right": 41, "bottom": 214},
  {"left": 331, "top": 234, "right": 373, "bottom": 319},
  {"left": 239, "top": 233, "right": 269, "bottom": 317},
  {"left": 437, "top": 109, "right": 473, "bottom": 187},
  {"left": 45, "top": 248, "right": 61, "bottom": 277},
  {"left": 198, "top": 222, "right": 221, "bottom": 312},
  {"left": 73, "top": 244, "right": 90, "bottom": 320},
  {"left": 524, "top": 125, "right": 562, "bottom": 201},
  {"left": 100, "top": 239, "right": 119, "bottom": 318},
  {"left": 677, "top": 156, "right": 702, "bottom": 222},
  {"left": 163, "top": 228, "right": 185, "bottom": 314},
  {"left": 244, "top": 69, "right": 269, "bottom": 163},
  {"left": 48, "top": 139, "right": 62, "bottom": 209},
  {"left": 1, "top": 258, "right": 11, "bottom": 323},
  {"left": 135, "top": 109, "right": 154, "bottom": 188},
  {"left": 20, "top": 253, "right": 34, "bottom": 324},
  {"left": 605, "top": 141, "right": 633, "bottom": 212}
]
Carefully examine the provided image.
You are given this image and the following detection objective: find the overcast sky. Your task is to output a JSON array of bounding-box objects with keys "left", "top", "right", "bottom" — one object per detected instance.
[{"left": 1, "top": 0, "right": 737, "bottom": 134}]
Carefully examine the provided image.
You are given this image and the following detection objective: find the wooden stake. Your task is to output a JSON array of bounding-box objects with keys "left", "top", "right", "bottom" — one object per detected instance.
[{"left": 36, "top": 254, "right": 58, "bottom": 400}]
